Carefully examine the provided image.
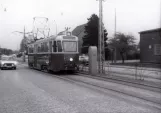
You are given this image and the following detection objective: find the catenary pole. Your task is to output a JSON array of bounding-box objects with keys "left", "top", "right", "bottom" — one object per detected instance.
[{"left": 98, "top": 0, "right": 105, "bottom": 74}]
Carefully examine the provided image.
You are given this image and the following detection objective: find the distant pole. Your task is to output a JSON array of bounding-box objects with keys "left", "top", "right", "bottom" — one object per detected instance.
[
  {"left": 48, "top": 28, "right": 50, "bottom": 37},
  {"left": 54, "top": 20, "right": 57, "bottom": 35},
  {"left": 114, "top": 8, "right": 117, "bottom": 63},
  {"left": 160, "top": 1, "right": 161, "bottom": 29},
  {"left": 98, "top": 0, "right": 102, "bottom": 74},
  {"left": 23, "top": 26, "right": 26, "bottom": 62},
  {"left": 115, "top": 8, "right": 116, "bottom": 35},
  {"left": 0, "top": 45, "right": 1, "bottom": 57}
]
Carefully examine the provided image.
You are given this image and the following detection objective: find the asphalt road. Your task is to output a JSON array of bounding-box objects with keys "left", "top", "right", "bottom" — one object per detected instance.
[{"left": 0, "top": 64, "right": 160, "bottom": 113}]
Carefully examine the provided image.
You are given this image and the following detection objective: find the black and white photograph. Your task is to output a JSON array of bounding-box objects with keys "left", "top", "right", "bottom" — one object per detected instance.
[{"left": 0, "top": 0, "right": 161, "bottom": 112}]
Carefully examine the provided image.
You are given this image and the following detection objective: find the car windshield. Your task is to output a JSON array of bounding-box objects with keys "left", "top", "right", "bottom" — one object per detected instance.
[{"left": 1, "top": 56, "right": 14, "bottom": 61}]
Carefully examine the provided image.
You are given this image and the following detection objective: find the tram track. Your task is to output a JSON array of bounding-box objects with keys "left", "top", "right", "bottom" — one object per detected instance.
[
  {"left": 29, "top": 67, "right": 161, "bottom": 108},
  {"left": 29, "top": 65, "right": 161, "bottom": 93},
  {"left": 50, "top": 73, "right": 161, "bottom": 109}
]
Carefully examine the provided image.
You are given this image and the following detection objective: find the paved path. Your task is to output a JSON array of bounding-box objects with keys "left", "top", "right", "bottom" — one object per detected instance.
[{"left": 79, "top": 64, "right": 161, "bottom": 84}]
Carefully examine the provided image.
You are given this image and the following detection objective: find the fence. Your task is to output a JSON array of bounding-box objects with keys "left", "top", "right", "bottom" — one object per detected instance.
[{"left": 79, "top": 62, "right": 161, "bottom": 83}]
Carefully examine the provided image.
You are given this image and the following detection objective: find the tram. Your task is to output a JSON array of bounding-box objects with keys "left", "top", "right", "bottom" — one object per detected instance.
[{"left": 27, "top": 31, "right": 79, "bottom": 72}]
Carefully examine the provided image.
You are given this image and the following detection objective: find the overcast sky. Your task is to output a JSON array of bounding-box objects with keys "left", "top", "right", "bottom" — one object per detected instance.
[{"left": 0, "top": 0, "right": 160, "bottom": 50}]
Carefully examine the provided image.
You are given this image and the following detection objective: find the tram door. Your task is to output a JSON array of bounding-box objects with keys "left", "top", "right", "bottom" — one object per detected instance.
[
  {"left": 49, "top": 41, "right": 52, "bottom": 69},
  {"left": 34, "top": 44, "right": 37, "bottom": 68}
]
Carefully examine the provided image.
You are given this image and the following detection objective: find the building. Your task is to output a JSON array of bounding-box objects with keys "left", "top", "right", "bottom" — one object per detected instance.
[
  {"left": 139, "top": 28, "right": 161, "bottom": 64},
  {"left": 72, "top": 24, "right": 86, "bottom": 53}
]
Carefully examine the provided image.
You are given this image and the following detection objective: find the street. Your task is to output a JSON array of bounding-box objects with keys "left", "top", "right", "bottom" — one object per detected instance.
[{"left": 0, "top": 64, "right": 160, "bottom": 113}]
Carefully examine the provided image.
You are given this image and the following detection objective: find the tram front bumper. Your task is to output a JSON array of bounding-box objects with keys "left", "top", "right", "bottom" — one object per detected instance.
[{"left": 64, "top": 63, "right": 78, "bottom": 71}]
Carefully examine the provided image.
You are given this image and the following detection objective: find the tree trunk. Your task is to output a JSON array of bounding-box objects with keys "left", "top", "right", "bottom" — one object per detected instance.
[{"left": 120, "top": 53, "right": 124, "bottom": 64}]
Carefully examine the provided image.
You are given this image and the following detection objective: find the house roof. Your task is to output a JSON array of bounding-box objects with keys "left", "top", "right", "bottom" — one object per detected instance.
[
  {"left": 139, "top": 28, "right": 161, "bottom": 34},
  {"left": 72, "top": 24, "right": 86, "bottom": 36}
]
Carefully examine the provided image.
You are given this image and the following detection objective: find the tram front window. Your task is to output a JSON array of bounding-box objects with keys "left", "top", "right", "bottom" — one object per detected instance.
[{"left": 63, "top": 41, "right": 77, "bottom": 52}]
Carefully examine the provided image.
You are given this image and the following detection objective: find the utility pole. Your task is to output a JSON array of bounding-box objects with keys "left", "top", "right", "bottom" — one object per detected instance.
[
  {"left": 98, "top": 0, "right": 105, "bottom": 74},
  {"left": 23, "top": 26, "right": 26, "bottom": 62}
]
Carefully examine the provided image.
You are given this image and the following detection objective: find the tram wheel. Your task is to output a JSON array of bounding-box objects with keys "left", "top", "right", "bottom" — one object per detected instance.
[
  {"left": 41, "top": 65, "right": 49, "bottom": 73},
  {"left": 29, "top": 64, "right": 34, "bottom": 69},
  {"left": 44, "top": 67, "right": 48, "bottom": 72}
]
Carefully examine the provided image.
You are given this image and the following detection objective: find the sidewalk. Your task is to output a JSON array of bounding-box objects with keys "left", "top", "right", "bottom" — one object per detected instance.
[
  {"left": 105, "top": 66, "right": 161, "bottom": 79},
  {"left": 79, "top": 65, "right": 161, "bottom": 86},
  {"left": 79, "top": 69, "right": 161, "bottom": 90},
  {"left": 108, "top": 64, "right": 161, "bottom": 71}
]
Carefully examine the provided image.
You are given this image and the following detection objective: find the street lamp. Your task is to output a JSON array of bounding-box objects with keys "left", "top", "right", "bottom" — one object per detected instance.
[
  {"left": 12, "top": 27, "right": 32, "bottom": 62},
  {"left": 1, "top": 4, "right": 6, "bottom": 12},
  {"left": 0, "top": 4, "right": 6, "bottom": 57}
]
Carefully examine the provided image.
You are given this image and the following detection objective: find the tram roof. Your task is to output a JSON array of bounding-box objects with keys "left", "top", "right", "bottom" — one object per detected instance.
[
  {"left": 27, "top": 36, "right": 55, "bottom": 46},
  {"left": 28, "top": 34, "right": 78, "bottom": 46},
  {"left": 34, "top": 36, "right": 55, "bottom": 44}
]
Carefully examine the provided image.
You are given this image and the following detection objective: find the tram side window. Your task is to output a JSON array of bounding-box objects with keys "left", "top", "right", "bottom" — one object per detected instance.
[
  {"left": 53, "top": 41, "right": 57, "bottom": 52},
  {"left": 36, "top": 44, "right": 38, "bottom": 53},
  {"left": 34, "top": 44, "right": 37, "bottom": 53},
  {"left": 34, "top": 45, "right": 36, "bottom": 53},
  {"left": 49, "top": 41, "right": 52, "bottom": 52},
  {"left": 41, "top": 43, "right": 44, "bottom": 52},
  {"left": 29, "top": 46, "right": 34, "bottom": 53},
  {"left": 57, "top": 41, "right": 62, "bottom": 52},
  {"left": 44, "top": 42, "right": 49, "bottom": 52},
  {"left": 44, "top": 42, "right": 46, "bottom": 52},
  {"left": 38, "top": 44, "right": 41, "bottom": 53},
  {"left": 47, "top": 42, "right": 49, "bottom": 52},
  {"left": 43, "top": 42, "right": 45, "bottom": 52}
]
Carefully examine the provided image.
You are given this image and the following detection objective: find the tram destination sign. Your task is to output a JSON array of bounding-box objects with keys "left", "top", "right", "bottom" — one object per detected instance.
[{"left": 63, "top": 36, "right": 75, "bottom": 40}]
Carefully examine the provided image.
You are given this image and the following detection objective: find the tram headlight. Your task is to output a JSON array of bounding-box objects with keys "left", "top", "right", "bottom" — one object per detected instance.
[{"left": 69, "top": 58, "right": 73, "bottom": 62}]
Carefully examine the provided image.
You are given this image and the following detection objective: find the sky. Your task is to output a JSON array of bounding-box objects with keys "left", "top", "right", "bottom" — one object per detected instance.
[{"left": 0, "top": 0, "right": 160, "bottom": 50}]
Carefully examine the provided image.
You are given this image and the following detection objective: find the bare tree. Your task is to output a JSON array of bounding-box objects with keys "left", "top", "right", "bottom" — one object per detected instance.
[{"left": 109, "top": 32, "right": 136, "bottom": 63}]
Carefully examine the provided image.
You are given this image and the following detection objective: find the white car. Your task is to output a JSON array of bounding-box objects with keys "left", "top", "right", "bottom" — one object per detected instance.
[
  {"left": 0, "top": 56, "right": 18, "bottom": 70},
  {"left": 79, "top": 54, "right": 89, "bottom": 65}
]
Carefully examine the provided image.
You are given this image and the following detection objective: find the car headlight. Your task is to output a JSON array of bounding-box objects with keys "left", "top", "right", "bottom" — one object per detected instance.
[
  {"left": 70, "top": 58, "right": 73, "bottom": 61},
  {"left": 1, "top": 62, "right": 4, "bottom": 65}
]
